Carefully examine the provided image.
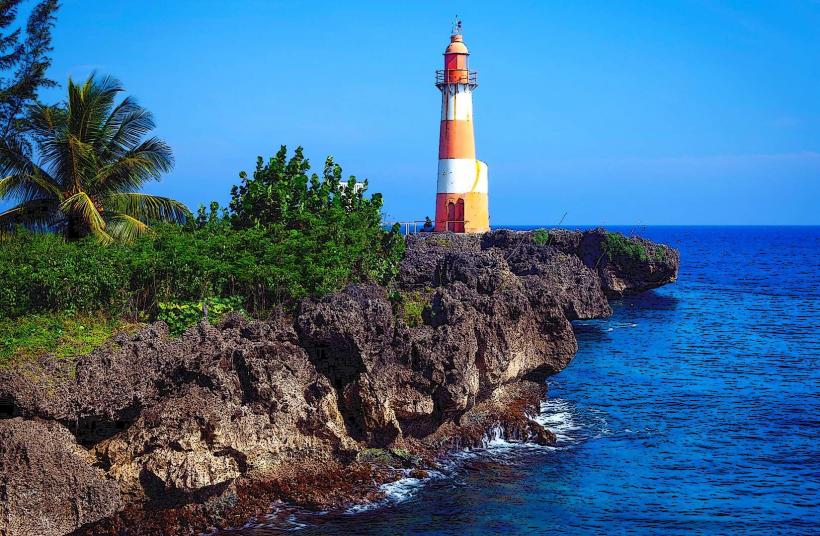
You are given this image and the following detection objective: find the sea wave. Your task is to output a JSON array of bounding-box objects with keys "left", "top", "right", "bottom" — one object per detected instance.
[
  {"left": 222, "top": 393, "right": 599, "bottom": 533},
  {"left": 359, "top": 392, "right": 595, "bottom": 512}
]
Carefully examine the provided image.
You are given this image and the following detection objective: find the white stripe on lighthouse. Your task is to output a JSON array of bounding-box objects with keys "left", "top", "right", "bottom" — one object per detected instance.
[
  {"left": 437, "top": 158, "right": 488, "bottom": 193},
  {"left": 440, "top": 86, "right": 474, "bottom": 121}
]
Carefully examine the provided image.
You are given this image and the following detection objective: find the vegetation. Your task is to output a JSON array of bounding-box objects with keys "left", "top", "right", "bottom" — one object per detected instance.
[
  {"left": 601, "top": 231, "right": 649, "bottom": 262},
  {"left": 0, "top": 312, "right": 138, "bottom": 367},
  {"left": 229, "top": 146, "right": 404, "bottom": 289},
  {"left": 0, "top": 74, "right": 188, "bottom": 241},
  {"left": 1, "top": 146, "right": 406, "bottom": 348},
  {"left": 532, "top": 228, "right": 550, "bottom": 245},
  {"left": 391, "top": 289, "right": 430, "bottom": 328},
  {"left": 157, "top": 296, "right": 245, "bottom": 336},
  {"left": 0, "top": 4, "right": 404, "bottom": 358},
  {"left": 0, "top": 0, "right": 59, "bottom": 140},
  {"left": 0, "top": 230, "right": 133, "bottom": 317}
]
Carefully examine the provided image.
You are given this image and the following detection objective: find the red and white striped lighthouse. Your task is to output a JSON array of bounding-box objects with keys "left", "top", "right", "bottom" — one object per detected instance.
[{"left": 434, "top": 20, "right": 489, "bottom": 233}]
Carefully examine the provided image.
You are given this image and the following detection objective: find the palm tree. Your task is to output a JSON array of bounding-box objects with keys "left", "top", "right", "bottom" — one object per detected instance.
[{"left": 0, "top": 74, "right": 189, "bottom": 242}]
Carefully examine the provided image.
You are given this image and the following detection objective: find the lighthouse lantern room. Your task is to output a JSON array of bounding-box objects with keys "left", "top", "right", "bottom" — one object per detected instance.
[{"left": 434, "top": 19, "right": 489, "bottom": 233}]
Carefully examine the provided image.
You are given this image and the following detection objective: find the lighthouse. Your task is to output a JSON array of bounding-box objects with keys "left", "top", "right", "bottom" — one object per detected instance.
[{"left": 434, "top": 20, "right": 489, "bottom": 233}]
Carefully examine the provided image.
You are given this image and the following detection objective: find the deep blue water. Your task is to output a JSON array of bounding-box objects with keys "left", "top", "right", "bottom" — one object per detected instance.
[{"left": 240, "top": 226, "right": 820, "bottom": 535}]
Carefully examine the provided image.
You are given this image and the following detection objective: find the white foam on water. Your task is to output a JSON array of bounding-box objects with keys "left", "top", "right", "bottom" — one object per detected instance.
[
  {"left": 345, "top": 468, "right": 447, "bottom": 514},
  {"left": 535, "top": 397, "right": 584, "bottom": 446},
  {"left": 242, "top": 503, "right": 313, "bottom": 532},
  {"left": 380, "top": 476, "right": 423, "bottom": 502},
  {"left": 483, "top": 423, "right": 514, "bottom": 448}
]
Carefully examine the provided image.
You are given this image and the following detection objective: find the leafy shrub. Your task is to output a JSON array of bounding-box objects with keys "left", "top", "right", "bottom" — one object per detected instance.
[
  {"left": 532, "top": 228, "right": 550, "bottom": 245},
  {"left": 393, "top": 289, "right": 430, "bottom": 328},
  {"left": 0, "top": 230, "right": 132, "bottom": 317},
  {"left": 157, "top": 296, "right": 245, "bottom": 336},
  {"left": 229, "top": 146, "right": 404, "bottom": 286},
  {"left": 601, "top": 232, "right": 648, "bottom": 262}
]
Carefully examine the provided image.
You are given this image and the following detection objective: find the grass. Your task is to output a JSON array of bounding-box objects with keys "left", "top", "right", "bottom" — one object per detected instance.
[{"left": 0, "top": 312, "right": 141, "bottom": 368}]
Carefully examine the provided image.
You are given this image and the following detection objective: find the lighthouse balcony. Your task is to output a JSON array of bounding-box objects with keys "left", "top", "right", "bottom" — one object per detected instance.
[{"left": 435, "top": 69, "right": 478, "bottom": 89}]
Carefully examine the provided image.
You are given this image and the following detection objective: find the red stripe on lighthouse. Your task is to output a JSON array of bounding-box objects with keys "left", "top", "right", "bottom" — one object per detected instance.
[{"left": 439, "top": 120, "right": 475, "bottom": 159}]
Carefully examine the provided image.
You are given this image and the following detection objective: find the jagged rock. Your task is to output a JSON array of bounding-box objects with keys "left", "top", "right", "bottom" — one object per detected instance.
[
  {"left": 341, "top": 374, "right": 401, "bottom": 447},
  {"left": 398, "top": 233, "right": 482, "bottom": 289},
  {"left": 0, "top": 418, "right": 122, "bottom": 536},
  {"left": 578, "top": 228, "right": 680, "bottom": 297},
  {"left": 481, "top": 227, "right": 679, "bottom": 298}
]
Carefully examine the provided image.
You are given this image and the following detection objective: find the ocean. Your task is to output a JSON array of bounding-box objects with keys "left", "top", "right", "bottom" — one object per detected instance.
[{"left": 238, "top": 226, "right": 820, "bottom": 535}]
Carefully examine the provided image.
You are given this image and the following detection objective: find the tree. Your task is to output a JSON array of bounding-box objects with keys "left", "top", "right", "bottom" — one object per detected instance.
[
  {"left": 229, "top": 145, "right": 383, "bottom": 231},
  {"left": 0, "top": 0, "right": 59, "bottom": 141},
  {"left": 0, "top": 73, "right": 189, "bottom": 241},
  {"left": 229, "top": 145, "right": 405, "bottom": 287}
]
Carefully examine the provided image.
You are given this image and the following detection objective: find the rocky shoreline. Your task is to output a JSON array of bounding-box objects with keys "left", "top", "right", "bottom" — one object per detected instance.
[{"left": 0, "top": 228, "right": 679, "bottom": 536}]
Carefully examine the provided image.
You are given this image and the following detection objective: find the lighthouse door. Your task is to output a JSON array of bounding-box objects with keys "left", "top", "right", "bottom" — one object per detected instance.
[
  {"left": 455, "top": 198, "right": 465, "bottom": 233},
  {"left": 447, "top": 202, "right": 455, "bottom": 232}
]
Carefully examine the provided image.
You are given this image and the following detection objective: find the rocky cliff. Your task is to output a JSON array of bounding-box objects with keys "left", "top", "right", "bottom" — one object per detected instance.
[{"left": 0, "top": 229, "right": 678, "bottom": 536}]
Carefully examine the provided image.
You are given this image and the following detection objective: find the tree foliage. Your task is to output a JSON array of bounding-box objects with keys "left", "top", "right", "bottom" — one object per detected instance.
[
  {"left": 229, "top": 145, "right": 405, "bottom": 287},
  {"left": 0, "top": 0, "right": 59, "bottom": 141},
  {"left": 0, "top": 73, "right": 189, "bottom": 241}
]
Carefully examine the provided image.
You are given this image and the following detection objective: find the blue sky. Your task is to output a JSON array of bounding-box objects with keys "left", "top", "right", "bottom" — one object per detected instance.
[{"left": 20, "top": 1, "right": 820, "bottom": 224}]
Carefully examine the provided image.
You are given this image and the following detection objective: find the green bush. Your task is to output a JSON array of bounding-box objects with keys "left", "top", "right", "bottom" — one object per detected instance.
[
  {"left": 0, "top": 230, "right": 132, "bottom": 317},
  {"left": 157, "top": 296, "right": 245, "bottom": 336},
  {"left": 393, "top": 289, "right": 430, "bottom": 328},
  {"left": 601, "top": 232, "right": 648, "bottom": 262},
  {"left": 229, "top": 146, "right": 404, "bottom": 286},
  {"left": 532, "top": 228, "right": 550, "bottom": 245}
]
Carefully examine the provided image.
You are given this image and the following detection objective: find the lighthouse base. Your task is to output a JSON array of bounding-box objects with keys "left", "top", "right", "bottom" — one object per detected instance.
[{"left": 434, "top": 192, "right": 490, "bottom": 233}]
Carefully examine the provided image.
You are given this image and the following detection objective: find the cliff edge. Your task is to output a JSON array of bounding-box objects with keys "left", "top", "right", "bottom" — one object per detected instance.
[{"left": 0, "top": 228, "right": 678, "bottom": 536}]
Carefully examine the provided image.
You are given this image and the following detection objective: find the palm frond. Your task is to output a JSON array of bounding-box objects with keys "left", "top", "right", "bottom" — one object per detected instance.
[
  {"left": 0, "top": 172, "right": 62, "bottom": 203},
  {"left": 59, "top": 191, "right": 106, "bottom": 234},
  {"left": 0, "top": 136, "right": 61, "bottom": 203},
  {"left": 105, "top": 192, "right": 190, "bottom": 223},
  {"left": 93, "top": 137, "right": 174, "bottom": 193},
  {"left": 65, "top": 134, "right": 97, "bottom": 192},
  {"left": 106, "top": 212, "right": 151, "bottom": 242},
  {"left": 0, "top": 135, "right": 56, "bottom": 182},
  {"left": 27, "top": 103, "right": 67, "bottom": 142},
  {"left": 0, "top": 199, "right": 60, "bottom": 233},
  {"left": 68, "top": 73, "right": 123, "bottom": 147},
  {"left": 91, "top": 227, "right": 114, "bottom": 245},
  {"left": 96, "top": 96, "right": 156, "bottom": 159}
]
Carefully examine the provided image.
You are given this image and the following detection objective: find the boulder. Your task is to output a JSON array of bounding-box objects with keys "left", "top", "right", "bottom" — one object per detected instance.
[{"left": 0, "top": 418, "right": 122, "bottom": 536}]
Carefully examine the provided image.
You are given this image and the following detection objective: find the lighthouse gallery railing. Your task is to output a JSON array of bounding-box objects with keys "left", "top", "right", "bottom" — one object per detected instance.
[{"left": 435, "top": 69, "right": 478, "bottom": 89}]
